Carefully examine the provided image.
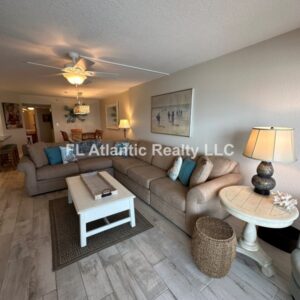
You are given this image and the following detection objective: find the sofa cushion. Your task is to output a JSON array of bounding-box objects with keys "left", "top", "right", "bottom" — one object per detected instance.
[
  {"left": 60, "top": 145, "right": 77, "bottom": 164},
  {"left": 150, "top": 177, "right": 187, "bottom": 212},
  {"left": 127, "top": 165, "right": 166, "bottom": 189},
  {"left": 137, "top": 141, "right": 153, "bottom": 164},
  {"left": 152, "top": 145, "right": 176, "bottom": 170},
  {"left": 37, "top": 162, "right": 79, "bottom": 180},
  {"left": 208, "top": 156, "right": 238, "bottom": 179},
  {"left": 114, "top": 141, "right": 130, "bottom": 157},
  {"left": 77, "top": 157, "right": 113, "bottom": 173},
  {"left": 27, "top": 142, "right": 49, "bottom": 168},
  {"left": 101, "top": 140, "right": 115, "bottom": 154},
  {"left": 44, "top": 146, "right": 63, "bottom": 165},
  {"left": 189, "top": 156, "right": 213, "bottom": 187},
  {"left": 168, "top": 156, "right": 183, "bottom": 181},
  {"left": 178, "top": 158, "right": 196, "bottom": 186},
  {"left": 113, "top": 157, "right": 148, "bottom": 175}
]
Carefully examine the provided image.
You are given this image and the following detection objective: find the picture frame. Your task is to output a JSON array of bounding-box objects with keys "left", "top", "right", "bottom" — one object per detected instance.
[
  {"left": 105, "top": 102, "right": 119, "bottom": 129},
  {"left": 2, "top": 102, "right": 23, "bottom": 129},
  {"left": 151, "top": 89, "right": 193, "bottom": 137}
]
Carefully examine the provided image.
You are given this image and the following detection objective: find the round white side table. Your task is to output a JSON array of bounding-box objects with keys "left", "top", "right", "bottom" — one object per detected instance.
[{"left": 219, "top": 185, "right": 299, "bottom": 277}]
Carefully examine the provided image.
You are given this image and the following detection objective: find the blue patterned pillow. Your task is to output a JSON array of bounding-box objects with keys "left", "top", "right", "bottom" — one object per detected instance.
[
  {"left": 178, "top": 158, "right": 197, "bottom": 186},
  {"left": 168, "top": 156, "right": 183, "bottom": 181},
  {"left": 75, "top": 140, "right": 102, "bottom": 154},
  {"left": 115, "top": 142, "right": 130, "bottom": 156},
  {"left": 60, "top": 145, "right": 77, "bottom": 164}
]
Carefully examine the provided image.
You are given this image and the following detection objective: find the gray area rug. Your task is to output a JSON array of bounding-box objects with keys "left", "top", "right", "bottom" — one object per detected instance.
[{"left": 49, "top": 197, "right": 153, "bottom": 270}]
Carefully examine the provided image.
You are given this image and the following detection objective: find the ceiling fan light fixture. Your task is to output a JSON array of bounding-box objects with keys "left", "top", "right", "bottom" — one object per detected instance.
[{"left": 63, "top": 72, "right": 87, "bottom": 85}]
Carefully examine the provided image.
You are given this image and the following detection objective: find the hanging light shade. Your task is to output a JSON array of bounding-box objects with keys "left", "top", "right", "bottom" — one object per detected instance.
[
  {"left": 63, "top": 72, "right": 87, "bottom": 85},
  {"left": 73, "top": 91, "right": 90, "bottom": 115},
  {"left": 73, "top": 104, "right": 90, "bottom": 115}
]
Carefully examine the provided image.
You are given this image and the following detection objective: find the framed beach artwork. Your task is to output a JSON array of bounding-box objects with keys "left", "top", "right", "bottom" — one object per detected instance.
[
  {"left": 151, "top": 89, "right": 193, "bottom": 137},
  {"left": 105, "top": 102, "right": 119, "bottom": 129},
  {"left": 2, "top": 102, "right": 23, "bottom": 129}
]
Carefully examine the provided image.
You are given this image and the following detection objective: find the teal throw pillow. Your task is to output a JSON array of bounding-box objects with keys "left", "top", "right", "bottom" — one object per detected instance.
[
  {"left": 44, "top": 147, "right": 63, "bottom": 165},
  {"left": 178, "top": 158, "right": 196, "bottom": 186}
]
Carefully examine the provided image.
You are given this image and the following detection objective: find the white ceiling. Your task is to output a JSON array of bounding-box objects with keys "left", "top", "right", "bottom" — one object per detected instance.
[{"left": 0, "top": 0, "right": 300, "bottom": 99}]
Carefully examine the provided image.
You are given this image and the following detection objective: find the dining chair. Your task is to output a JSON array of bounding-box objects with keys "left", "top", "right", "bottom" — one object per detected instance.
[
  {"left": 71, "top": 129, "right": 83, "bottom": 141},
  {"left": 95, "top": 129, "right": 103, "bottom": 140},
  {"left": 60, "top": 131, "right": 71, "bottom": 142}
]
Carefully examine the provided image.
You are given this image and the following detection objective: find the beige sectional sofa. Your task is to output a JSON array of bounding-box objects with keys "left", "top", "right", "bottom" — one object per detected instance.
[{"left": 18, "top": 140, "right": 242, "bottom": 234}]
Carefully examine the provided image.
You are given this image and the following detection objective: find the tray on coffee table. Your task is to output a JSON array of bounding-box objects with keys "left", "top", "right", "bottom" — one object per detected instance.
[{"left": 80, "top": 172, "right": 118, "bottom": 200}]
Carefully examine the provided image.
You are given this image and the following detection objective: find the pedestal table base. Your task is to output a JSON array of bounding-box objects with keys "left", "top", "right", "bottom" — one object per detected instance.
[{"left": 237, "top": 222, "right": 274, "bottom": 277}]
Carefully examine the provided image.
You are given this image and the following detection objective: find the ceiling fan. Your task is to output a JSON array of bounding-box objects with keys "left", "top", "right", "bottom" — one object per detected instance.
[{"left": 26, "top": 51, "right": 169, "bottom": 85}]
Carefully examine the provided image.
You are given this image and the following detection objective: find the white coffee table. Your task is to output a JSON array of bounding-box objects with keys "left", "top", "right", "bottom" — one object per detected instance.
[
  {"left": 219, "top": 185, "right": 299, "bottom": 277},
  {"left": 66, "top": 171, "right": 136, "bottom": 247}
]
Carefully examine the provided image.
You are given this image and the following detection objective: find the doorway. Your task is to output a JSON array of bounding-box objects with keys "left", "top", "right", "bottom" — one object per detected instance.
[{"left": 22, "top": 104, "right": 54, "bottom": 143}]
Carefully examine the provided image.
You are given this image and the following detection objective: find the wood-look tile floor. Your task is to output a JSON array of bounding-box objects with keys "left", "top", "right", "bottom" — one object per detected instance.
[{"left": 0, "top": 170, "right": 293, "bottom": 300}]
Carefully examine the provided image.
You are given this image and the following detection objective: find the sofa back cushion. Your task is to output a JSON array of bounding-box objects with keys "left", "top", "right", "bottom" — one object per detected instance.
[
  {"left": 208, "top": 156, "right": 238, "bottom": 179},
  {"left": 137, "top": 141, "right": 153, "bottom": 164},
  {"left": 27, "top": 142, "right": 49, "bottom": 168},
  {"left": 189, "top": 156, "right": 213, "bottom": 187},
  {"left": 128, "top": 140, "right": 139, "bottom": 157},
  {"left": 152, "top": 145, "right": 176, "bottom": 170}
]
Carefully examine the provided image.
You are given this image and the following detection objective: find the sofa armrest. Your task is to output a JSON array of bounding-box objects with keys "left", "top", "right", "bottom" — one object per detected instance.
[
  {"left": 18, "top": 156, "right": 38, "bottom": 196},
  {"left": 187, "top": 173, "right": 242, "bottom": 205},
  {"left": 186, "top": 173, "right": 242, "bottom": 234}
]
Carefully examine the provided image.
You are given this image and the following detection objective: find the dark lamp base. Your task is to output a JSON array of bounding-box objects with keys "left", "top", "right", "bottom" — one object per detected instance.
[
  {"left": 254, "top": 188, "right": 270, "bottom": 196},
  {"left": 252, "top": 161, "right": 276, "bottom": 195}
]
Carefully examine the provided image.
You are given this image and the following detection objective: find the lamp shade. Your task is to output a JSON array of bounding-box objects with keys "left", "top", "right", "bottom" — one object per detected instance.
[
  {"left": 63, "top": 73, "right": 87, "bottom": 85},
  {"left": 119, "top": 119, "right": 130, "bottom": 129},
  {"left": 243, "top": 127, "right": 296, "bottom": 163}
]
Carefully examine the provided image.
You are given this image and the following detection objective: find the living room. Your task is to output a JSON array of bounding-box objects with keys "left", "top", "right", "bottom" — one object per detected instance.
[{"left": 0, "top": 1, "right": 300, "bottom": 299}]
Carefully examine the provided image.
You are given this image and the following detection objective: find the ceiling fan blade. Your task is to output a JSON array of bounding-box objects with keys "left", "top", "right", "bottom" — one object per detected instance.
[
  {"left": 74, "top": 57, "right": 94, "bottom": 71},
  {"left": 43, "top": 72, "right": 64, "bottom": 77},
  {"left": 26, "top": 61, "right": 62, "bottom": 71},
  {"left": 83, "top": 79, "right": 92, "bottom": 85},
  {"left": 86, "top": 71, "right": 119, "bottom": 78},
  {"left": 80, "top": 55, "right": 169, "bottom": 76}
]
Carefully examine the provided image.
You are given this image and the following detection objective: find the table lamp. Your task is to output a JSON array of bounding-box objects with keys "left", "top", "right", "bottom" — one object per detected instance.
[
  {"left": 243, "top": 127, "right": 296, "bottom": 195},
  {"left": 119, "top": 119, "right": 130, "bottom": 139}
]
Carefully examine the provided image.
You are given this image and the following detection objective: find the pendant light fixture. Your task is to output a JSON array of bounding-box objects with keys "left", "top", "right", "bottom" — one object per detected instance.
[{"left": 73, "top": 89, "right": 90, "bottom": 115}]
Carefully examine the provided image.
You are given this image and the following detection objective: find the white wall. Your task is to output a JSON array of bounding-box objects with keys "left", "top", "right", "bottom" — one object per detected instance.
[
  {"left": 100, "top": 91, "right": 132, "bottom": 140},
  {"left": 0, "top": 93, "right": 101, "bottom": 152},
  {"left": 101, "top": 29, "right": 300, "bottom": 227}
]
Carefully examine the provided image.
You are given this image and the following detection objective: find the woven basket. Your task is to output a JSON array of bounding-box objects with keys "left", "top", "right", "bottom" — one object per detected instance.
[{"left": 192, "top": 216, "right": 237, "bottom": 278}]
